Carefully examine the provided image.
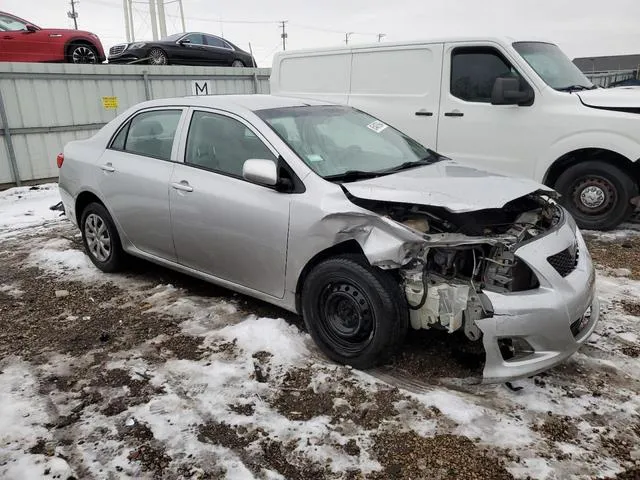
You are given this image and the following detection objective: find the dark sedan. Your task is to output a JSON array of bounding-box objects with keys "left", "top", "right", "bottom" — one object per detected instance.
[{"left": 108, "top": 32, "right": 255, "bottom": 67}]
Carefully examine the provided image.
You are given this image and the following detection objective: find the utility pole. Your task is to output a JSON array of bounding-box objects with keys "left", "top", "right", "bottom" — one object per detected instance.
[
  {"left": 345, "top": 32, "right": 354, "bottom": 45},
  {"left": 148, "top": 0, "right": 158, "bottom": 40},
  {"left": 177, "top": 0, "right": 186, "bottom": 32},
  {"left": 67, "top": 0, "right": 79, "bottom": 29},
  {"left": 156, "top": 0, "right": 167, "bottom": 38},
  {"left": 377, "top": 33, "right": 386, "bottom": 42},
  {"left": 123, "top": 0, "right": 131, "bottom": 42},
  {"left": 280, "top": 21, "right": 288, "bottom": 50}
]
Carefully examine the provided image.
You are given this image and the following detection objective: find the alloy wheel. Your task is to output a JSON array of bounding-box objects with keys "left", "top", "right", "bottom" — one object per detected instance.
[
  {"left": 84, "top": 213, "right": 111, "bottom": 262},
  {"left": 72, "top": 46, "right": 97, "bottom": 64},
  {"left": 149, "top": 48, "right": 168, "bottom": 65}
]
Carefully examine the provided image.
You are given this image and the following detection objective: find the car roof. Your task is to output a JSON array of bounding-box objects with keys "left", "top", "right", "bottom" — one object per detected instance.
[{"left": 137, "top": 94, "right": 333, "bottom": 113}]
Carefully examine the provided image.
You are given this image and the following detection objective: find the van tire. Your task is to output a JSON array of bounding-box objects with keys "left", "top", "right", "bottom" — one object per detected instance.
[
  {"left": 301, "top": 254, "right": 408, "bottom": 369},
  {"left": 554, "top": 160, "right": 637, "bottom": 230}
]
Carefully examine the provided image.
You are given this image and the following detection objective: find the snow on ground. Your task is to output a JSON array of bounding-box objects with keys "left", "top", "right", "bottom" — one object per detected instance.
[{"left": 1, "top": 184, "right": 639, "bottom": 480}]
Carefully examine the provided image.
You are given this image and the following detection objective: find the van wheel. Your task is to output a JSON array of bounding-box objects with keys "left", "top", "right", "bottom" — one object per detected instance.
[
  {"left": 80, "top": 202, "right": 125, "bottom": 272},
  {"left": 301, "top": 254, "right": 408, "bottom": 369},
  {"left": 554, "top": 161, "right": 637, "bottom": 230}
]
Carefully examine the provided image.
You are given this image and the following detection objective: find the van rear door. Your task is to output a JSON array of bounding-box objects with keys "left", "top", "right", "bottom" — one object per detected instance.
[{"left": 347, "top": 45, "right": 443, "bottom": 149}]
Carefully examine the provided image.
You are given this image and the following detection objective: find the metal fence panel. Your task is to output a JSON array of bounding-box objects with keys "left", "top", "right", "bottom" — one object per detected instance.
[{"left": 0, "top": 62, "right": 271, "bottom": 186}]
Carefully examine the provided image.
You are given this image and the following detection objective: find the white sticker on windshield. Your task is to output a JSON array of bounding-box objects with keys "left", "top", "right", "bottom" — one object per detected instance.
[
  {"left": 366, "top": 120, "right": 388, "bottom": 133},
  {"left": 307, "top": 154, "right": 324, "bottom": 163}
]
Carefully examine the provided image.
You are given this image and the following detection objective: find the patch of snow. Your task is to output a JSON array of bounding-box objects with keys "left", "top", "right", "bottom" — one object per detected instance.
[
  {"left": 0, "top": 359, "right": 73, "bottom": 480},
  {"left": 0, "top": 283, "right": 23, "bottom": 297},
  {"left": 0, "top": 184, "right": 62, "bottom": 239}
]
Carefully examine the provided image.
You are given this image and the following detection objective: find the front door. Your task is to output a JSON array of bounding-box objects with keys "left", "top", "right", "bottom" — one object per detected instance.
[
  {"left": 169, "top": 109, "right": 291, "bottom": 298},
  {"left": 173, "top": 33, "right": 209, "bottom": 65},
  {"left": 97, "top": 108, "right": 184, "bottom": 261},
  {"left": 436, "top": 42, "right": 541, "bottom": 178}
]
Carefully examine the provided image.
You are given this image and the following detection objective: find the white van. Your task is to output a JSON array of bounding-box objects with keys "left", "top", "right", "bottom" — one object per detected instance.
[{"left": 271, "top": 37, "right": 640, "bottom": 230}]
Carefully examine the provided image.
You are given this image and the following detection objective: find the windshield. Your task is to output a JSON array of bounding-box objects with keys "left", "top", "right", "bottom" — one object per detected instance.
[
  {"left": 162, "top": 33, "right": 183, "bottom": 41},
  {"left": 257, "top": 106, "right": 436, "bottom": 180},
  {"left": 0, "top": 13, "right": 29, "bottom": 31},
  {"left": 513, "top": 42, "right": 593, "bottom": 91}
]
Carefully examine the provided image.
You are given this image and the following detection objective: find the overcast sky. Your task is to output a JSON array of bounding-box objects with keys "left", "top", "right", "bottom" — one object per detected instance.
[{"left": 4, "top": 0, "right": 640, "bottom": 66}]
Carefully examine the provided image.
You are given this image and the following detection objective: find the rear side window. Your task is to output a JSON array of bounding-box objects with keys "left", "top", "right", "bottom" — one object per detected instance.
[
  {"left": 205, "top": 35, "right": 230, "bottom": 49},
  {"left": 109, "top": 110, "right": 182, "bottom": 161},
  {"left": 185, "top": 111, "right": 276, "bottom": 178},
  {"left": 451, "top": 48, "right": 521, "bottom": 102}
]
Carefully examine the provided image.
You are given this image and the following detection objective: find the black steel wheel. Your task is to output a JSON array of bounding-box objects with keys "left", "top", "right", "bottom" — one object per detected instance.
[
  {"left": 555, "top": 160, "right": 637, "bottom": 230},
  {"left": 301, "top": 254, "right": 408, "bottom": 369}
]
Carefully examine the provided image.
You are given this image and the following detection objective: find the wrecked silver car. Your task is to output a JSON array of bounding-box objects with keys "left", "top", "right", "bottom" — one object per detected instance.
[{"left": 58, "top": 95, "right": 599, "bottom": 383}]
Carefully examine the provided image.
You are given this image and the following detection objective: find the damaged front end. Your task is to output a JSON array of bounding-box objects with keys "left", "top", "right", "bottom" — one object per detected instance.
[{"left": 343, "top": 189, "right": 598, "bottom": 382}]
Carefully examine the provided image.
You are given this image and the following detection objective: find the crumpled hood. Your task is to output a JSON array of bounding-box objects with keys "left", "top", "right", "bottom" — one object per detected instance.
[
  {"left": 577, "top": 87, "right": 640, "bottom": 109},
  {"left": 342, "top": 161, "right": 555, "bottom": 213}
]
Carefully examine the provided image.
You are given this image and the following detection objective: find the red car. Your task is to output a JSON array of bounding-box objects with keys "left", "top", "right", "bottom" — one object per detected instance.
[{"left": 0, "top": 11, "right": 105, "bottom": 63}]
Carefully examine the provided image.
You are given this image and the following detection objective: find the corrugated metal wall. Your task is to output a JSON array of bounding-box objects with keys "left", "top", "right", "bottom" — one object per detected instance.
[{"left": 0, "top": 62, "right": 271, "bottom": 186}]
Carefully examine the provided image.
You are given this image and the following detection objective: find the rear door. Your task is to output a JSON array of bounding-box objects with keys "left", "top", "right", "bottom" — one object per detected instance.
[
  {"left": 347, "top": 44, "right": 444, "bottom": 149},
  {"left": 203, "top": 35, "right": 233, "bottom": 65},
  {"left": 169, "top": 108, "right": 291, "bottom": 298},
  {"left": 436, "top": 42, "right": 540, "bottom": 177},
  {"left": 97, "top": 108, "right": 186, "bottom": 261}
]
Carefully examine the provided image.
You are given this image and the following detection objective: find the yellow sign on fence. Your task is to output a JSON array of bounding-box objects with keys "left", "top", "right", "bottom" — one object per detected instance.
[{"left": 101, "top": 96, "right": 119, "bottom": 110}]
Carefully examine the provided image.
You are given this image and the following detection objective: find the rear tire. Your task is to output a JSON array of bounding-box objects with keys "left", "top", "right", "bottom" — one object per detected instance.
[
  {"left": 554, "top": 160, "right": 637, "bottom": 230},
  {"left": 80, "top": 202, "right": 125, "bottom": 273},
  {"left": 231, "top": 60, "right": 245, "bottom": 67},
  {"left": 301, "top": 254, "right": 408, "bottom": 369}
]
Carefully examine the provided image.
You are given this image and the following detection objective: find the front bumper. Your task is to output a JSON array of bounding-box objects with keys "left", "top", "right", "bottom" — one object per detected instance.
[
  {"left": 476, "top": 215, "right": 599, "bottom": 383},
  {"left": 108, "top": 48, "right": 148, "bottom": 64}
]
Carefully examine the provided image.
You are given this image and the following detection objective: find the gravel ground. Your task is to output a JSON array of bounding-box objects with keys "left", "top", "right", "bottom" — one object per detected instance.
[{"left": 0, "top": 186, "right": 639, "bottom": 479}]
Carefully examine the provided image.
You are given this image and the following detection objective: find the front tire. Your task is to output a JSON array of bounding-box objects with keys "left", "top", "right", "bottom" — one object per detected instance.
[
  {"left": 301, "top": 254, "right": 408, "bottom": 369},
  {"left": 148, "top": 48, "right": 169, "bottom": 65},
  {"left": 80, "top": 202, "right": 125, "bottom": 273},
  {"left": 554, "top": 160, "right": 637, "bottom": 230},
  {"left": 67, "top": 43, "right": 98, "bottom": 64}
]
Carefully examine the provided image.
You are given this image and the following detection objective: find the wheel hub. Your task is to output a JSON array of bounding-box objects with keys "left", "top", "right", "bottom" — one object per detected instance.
[
  {"left": 85, "top": 213, "right": 111, "bottom": 262},
  {"left": 571, "top": 176, "right": 616, "bottom": 215},
  {"left": 72, "top": 46, "right": 96, "bottom": 64},
  {"left": 319, "top": 282, "right": 374, "bottom": 352}
]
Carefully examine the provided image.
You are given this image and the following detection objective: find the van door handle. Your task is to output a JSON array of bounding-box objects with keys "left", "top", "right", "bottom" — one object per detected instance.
[
  {"left": 171, "top": 181, "right": 193, "bottom": 192},
  {"left": 444, "top": 111, "right": 464, "bottom": 117},
  {"left": 415, "top": 110, "right": 433, "bottom": 117},
  {"left": 100, "top": 163, "right": 115, "bottom": 172}
]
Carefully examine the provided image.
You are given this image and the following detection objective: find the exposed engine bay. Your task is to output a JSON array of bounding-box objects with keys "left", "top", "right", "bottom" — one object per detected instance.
[{"left": 350, "top": 192, "right": 562, "bottom": 340}]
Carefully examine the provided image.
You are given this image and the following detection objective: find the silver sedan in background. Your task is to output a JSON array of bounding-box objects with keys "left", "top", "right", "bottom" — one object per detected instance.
[{"left": 58, "top": 94, "right": 599, "bottom": 383}]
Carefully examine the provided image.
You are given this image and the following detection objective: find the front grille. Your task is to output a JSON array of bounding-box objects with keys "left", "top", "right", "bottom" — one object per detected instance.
[
  {"left": 109, "top": 44, "right": 126, "bottom": 56},
  {"left": 548, "top": 246, "right": 579, "bottom": 277}
]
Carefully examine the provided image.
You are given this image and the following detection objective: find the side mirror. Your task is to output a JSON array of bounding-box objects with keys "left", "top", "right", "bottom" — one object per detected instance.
[
  {"left": 491, "top": 76, "right": 534, "bottom": 106},
  {"left": 25, "top": 24, "right": 38, "bottom": 33},
  {"left": 178, "top": 39, "right": 191, "bottom": 46},
  {"left": 243, "top": 159, "right": 278, "bottom": 186}
]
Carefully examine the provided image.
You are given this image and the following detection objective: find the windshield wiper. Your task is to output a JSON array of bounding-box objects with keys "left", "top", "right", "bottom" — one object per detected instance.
[
  {"left": 381, "top": 151, "right": 445, "bottom": 173},
  {"left": 323, "top": 170, "right": 385, "bottom": 182},
  {"left": 557, "top": 84, "right": 597, "bottom": 92}
]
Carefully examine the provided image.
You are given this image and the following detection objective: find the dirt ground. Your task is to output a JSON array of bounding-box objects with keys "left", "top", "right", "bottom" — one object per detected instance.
[{"left": 1, "top": 186, "right": 639, "bottom": 480}]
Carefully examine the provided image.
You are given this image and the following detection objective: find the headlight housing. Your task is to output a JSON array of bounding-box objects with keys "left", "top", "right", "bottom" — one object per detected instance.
[{"left": 128, "top": 42, "right": 146, "bottom": 50}]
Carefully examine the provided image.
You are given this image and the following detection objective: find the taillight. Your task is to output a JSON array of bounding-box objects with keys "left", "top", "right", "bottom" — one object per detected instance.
[{"left": 56, "top": 153, "right": 64, "bottom": 168}]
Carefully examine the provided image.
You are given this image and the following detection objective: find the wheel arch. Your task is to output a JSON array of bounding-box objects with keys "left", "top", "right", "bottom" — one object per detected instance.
[
  {"left": 64, "top": 38, "right": 98, "bottom": 57},
  {"left": 542, "top": 148, "right": 640, "bottom": 189},
  {"left": 75, "top": 190, "right": 105, "bottom": 227},
  {"left": 294, "top": 239, "right": 367, "bottom": 314}
]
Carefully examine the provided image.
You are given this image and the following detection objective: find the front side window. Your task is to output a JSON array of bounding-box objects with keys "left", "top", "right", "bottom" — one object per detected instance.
[
  {"left": 513, "top": 42, "right": 593, "bottom": 91},
  {"left": 257, "top": 106, "right": 433, "bottom": 179},
  {"left": 185, "top": 111, "right": 276, "bottom": 177},
  {"left": 183, "top": 33, "right": 204, "bottom": 45},
  {"left": 0, "top": 14, "right": 28, "bottom": 31},
  {"left": 451, "top": 48, "right": 524, "bottom": 103},
  {"left": 110, "top": 109, "right": 182, "bottom": 160}
]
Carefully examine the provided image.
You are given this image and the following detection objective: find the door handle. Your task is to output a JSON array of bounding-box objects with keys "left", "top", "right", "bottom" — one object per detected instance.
[
  {"left": 100, "top": 163, "right": 115, "bottom": 172},
  {"left": 444, "top": 111, "right": 464, "bottom": 117},
  {"left": 415, "top": 111, "right": 433, "bottom": 117},
  {"left": 171, "top": 181, "right": 193, "bottom": 192}
]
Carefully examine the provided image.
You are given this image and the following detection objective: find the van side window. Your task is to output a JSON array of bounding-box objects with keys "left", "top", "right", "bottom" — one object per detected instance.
[{"left": 451, "top": 48, "right": 521, "bottom": 103}]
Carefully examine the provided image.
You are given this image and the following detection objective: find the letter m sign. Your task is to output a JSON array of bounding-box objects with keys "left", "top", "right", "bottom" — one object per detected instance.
[{"left": 191, "top": 80, "right": 213, "bottom": 96}]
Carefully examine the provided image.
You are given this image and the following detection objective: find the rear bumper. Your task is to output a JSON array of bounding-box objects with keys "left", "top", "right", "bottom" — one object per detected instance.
[{"left": 476, "top": 217, "right": 599, "bottom": 383}]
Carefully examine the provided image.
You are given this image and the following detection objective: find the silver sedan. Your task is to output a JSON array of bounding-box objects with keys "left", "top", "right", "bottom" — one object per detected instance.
[{"left": 58, "top": 94, "right": 599, "bottom": 383}]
